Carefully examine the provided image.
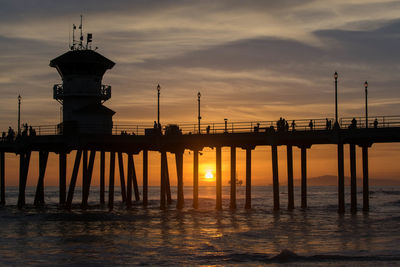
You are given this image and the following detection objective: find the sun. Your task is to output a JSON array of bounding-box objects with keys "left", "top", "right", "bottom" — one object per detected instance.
[{"left": 205, "top": 171, "right": 214, "bottom": 179}]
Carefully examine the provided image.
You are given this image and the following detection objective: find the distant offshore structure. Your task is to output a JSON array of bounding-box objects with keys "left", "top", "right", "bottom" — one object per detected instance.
[{"left": 1, "top": 18, "right": 400, "bottom": 214}]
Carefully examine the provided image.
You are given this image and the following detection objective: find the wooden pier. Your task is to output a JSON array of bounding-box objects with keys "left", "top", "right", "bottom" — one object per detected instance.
[{"left": 1, "top": 118, "right": 400, "bottom": 213}]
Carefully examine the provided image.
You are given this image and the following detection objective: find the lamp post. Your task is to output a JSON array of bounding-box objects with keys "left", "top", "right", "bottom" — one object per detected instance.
[
  {"left": 197, "top": 92, "right": 201, "bottom": 134},
  {"left": 17, "top": 94, "right": 21, "bottom": 135},
  {"left": 157, "top": 84, "right": 160, "bottom": 127},
  {"left": 364, "top": 81, "right": 368, "bottom": 128},
  {"left": 334, "top": 72, "right": 338, "bottom": 124}
]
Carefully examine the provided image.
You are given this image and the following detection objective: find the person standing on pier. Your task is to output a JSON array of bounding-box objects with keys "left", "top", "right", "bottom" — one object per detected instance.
[
  {"left": 291, "top": 120, "right": 296, "bottom": 131},
  {"left": 374, "top": 118, "right": 378, "bottom": 128},
  {"left": 326, "top": 118, "right": 332, "bottom": 130},
  {"left": 309, "top": 120, "right": 313, "bottom": 130}
]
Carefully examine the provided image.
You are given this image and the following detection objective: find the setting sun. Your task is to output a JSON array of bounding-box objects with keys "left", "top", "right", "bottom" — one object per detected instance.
[{"left": 205, "top": 171, "right": 214, "bottom": 179}]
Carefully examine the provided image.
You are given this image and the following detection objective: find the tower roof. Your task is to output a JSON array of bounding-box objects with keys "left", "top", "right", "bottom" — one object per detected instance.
[
  {"left": 50, "top": 50, "right": 115, "bottom": 77},
  {"left": 50, "top": 49, "right": 115, "bottom": 68}
]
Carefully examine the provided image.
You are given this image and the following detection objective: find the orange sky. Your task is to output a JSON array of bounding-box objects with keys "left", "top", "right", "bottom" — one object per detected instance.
[
  {"left": 1, "top": 1, "right": 400, "bottom": 186},
  {"left": 3, "top": 143, "right": 400, "bottom": 187}
]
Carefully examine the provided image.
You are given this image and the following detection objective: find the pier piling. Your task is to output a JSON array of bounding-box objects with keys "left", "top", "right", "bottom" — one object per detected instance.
[
  {"left": 362, "top": 146, "right": 369, "bottom": 211},
  {"left": 216, "top": 146, "right": 222, "bottom": 210},
  {"left": 338, "top": 143, "right": 345, "bottom": 213},
  {"left": 127, "top": 154, "right": 133, "bottom": 208},
  {"left": 66, "top": 150, "right": 82, "bottom": 209},
  {"left": 0, "top": 151, "right": 5, "bottom": 205},
  {"left": 287, "top": 145, "right": 294, "bottom": 210},
  {"left": 59, "top": 152, "right": 67, "bottom": 205},
  {"left": 176, "top": 151, "right": 184, "bottom": 209},
  {"left": 245, "top": 147, "right": 252, "bottom": 209},
  {"left": 18, "top": 151, "right": 31, "bottom": 208},
  {"left": 130, "top": 154, "right": 140, "bottom": 201},
  {"left": 118, "top": 152, "right": 127, "bottom": 203},
  {"left": 193, "top": 149, "right": 199, "bottom": 209},
  {"left": 272, "top": 145, "right": 280, "bottom": 211},
  {"left": 143, "top": 150, "right": 148, "bottom": 206},
  {"left": 108, "top": 152, "right": 115, "bottom": 211},
  {"left": 301, "top": 146, "right": 307, "bottom": 209},
  {"left": 34, "top": 151, "right": 48, "bottom": 206},
  {"left": 82, "top": 150, "right": 88, "bottom": 206},
  {"left": 230, "top": 146, "right": 236, "bottom": 209},
  {"left": 100, "top": 151, "right": 105, "bottom": 205},
  {"left": 165, "top": 156, "right": 172, "bottom": 205},
  {"left": 160, "top": 151, "right": 167, "bottom": 209},
  {"left": 350, "top": 144, "right": 357, "bottom": 212},
  {"left": 82, "top": 150, "right": 95, "bottom": 209}
]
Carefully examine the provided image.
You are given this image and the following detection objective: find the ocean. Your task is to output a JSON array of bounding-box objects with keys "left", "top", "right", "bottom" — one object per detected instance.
[{"left": 1, "top": 185, "right": 400, "bottom": 266}]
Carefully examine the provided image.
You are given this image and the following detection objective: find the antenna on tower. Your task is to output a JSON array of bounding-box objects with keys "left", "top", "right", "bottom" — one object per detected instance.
[
  {"left": 71, "top": 24, "right": 76, "bottom": 50},
  {"left": 79, "top": 15, "right": 83, "bottom": 49},
  {"left": 86, "top": 33, "right": 93, "bottom": 49}
]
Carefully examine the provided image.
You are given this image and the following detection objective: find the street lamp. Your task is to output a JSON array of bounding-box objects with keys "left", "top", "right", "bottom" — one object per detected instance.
[
  {"left": 197, "top": 92, "right": 201, "bottom": 134},
  {"left": 334, "top": 72, "right": 338, "bottom": 124},
  {"left": 17, "top": 94, "right": 21, "bottom": 135},
  {"left": 157, "top": 84, "right": 160, "bottom": 128},
  {"left": 364, "top": 81, "right": 368, "bottom": 128}
]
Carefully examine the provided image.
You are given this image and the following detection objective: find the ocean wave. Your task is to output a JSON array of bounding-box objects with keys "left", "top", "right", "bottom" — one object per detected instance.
[
  {"left": 370, "top": 190, "right": 400, "bottom": 196},
  {"left": 201, "top": 249, "right": 400, "bottom": 264}
]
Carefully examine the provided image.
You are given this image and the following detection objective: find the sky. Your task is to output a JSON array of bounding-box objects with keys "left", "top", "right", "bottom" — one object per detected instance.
[{"left": 1, "top": 0, "right": 400, "bottom": 186}]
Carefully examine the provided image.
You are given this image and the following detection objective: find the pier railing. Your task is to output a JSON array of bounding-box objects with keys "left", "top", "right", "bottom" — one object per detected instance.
[{"left": 2, "top": 115, "right": 400, "bottom": 138}]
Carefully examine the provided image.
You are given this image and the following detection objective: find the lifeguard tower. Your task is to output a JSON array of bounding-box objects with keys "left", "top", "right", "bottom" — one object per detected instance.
[{"left": 50, "top": 19, "right": 115, "bottom": 134}]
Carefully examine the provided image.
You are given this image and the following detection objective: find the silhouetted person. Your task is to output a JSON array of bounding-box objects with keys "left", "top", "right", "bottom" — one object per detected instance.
[
  {"left": 1, "top": 131, "right": 5, "bottom": 140},
  {"left": 285, "top": 121, "right": 289, "bottom": 132},
  {"left": 22, "top": 124, "right": 28, "bottom": 137},
  {"left": 326, "top": 118, "right": 330, "bottom": 130},
  {"left": 29, "top": 126, "right": 36, "bottom": 136},
  {"left": 309, "top": 120, "right": 313, "bottom": 130},
  {"left": 349, "top": 118, "right": 357, "bottom": 129},
  {"left": 291, "top": 120, "right": 295, "bottom": 131},
  {"left": 7, "top": 127, "right": 14, "bottom": 141},
  {"left": 154, "top": 121, "right": 157, "bottom": 129},
  {"left": 206, "top": 125, "right": 211, "bottom": 134},
  {"left": 276, "top": 118, "right": 282, "bottom": 132},
  {"left": 333, "top": 121, "right": 340, "bottom": 129},
  {"left": 374, "top": 118, "right": 378, "bottom": 128}
]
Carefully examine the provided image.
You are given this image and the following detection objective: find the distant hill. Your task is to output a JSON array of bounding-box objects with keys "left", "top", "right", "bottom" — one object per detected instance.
[{"left": 277, "top": 175, "right": 400, "bottom": 186}]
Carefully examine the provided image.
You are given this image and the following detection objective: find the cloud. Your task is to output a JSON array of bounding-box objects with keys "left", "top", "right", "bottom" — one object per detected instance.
[{"left": 0, "top": 1, "right": 400, "bottom": 129}]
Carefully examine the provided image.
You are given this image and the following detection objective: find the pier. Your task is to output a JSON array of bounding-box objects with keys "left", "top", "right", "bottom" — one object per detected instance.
[
  {"left": 1, "top": 28, "right": 399, "bottom": 214},
  {"left": 1, "top": 117, "right": 400, "bottom": 213}
]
